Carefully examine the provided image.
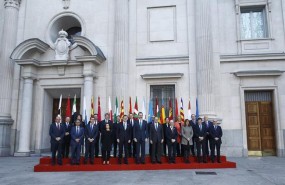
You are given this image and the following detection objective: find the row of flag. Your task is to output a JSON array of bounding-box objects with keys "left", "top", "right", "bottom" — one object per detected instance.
[{"left": 58, "top": 95, "right": 200, "bottom": 124}]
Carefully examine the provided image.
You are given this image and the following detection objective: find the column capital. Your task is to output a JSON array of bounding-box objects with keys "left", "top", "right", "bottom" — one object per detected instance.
[{"left": 4, "top": 0, "right": 21, "bottom": 9}]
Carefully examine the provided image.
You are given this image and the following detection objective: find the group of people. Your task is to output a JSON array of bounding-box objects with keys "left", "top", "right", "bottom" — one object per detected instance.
[{"left": 49, "top": 112, "right": 223, "bottom": 166}]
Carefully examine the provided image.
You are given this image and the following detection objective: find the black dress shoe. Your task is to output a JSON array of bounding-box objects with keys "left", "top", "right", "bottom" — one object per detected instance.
[
  {"left": 76, "top": 163, "right": 80, "bottom": 165},
  {"left": 124, "top": 160, "right": 128, "bottom": 165},
  {"left": 172, "top": 161, "right": 176, "bottom": 164},
  {"left": 141, "top": 161, "right": 145, "bottom": 164},
  {"left": 157, "top": 161, "right": 162, "bottom": 164},
  {"left": 90, "top": 161, "right": 94, "bottom": 164},
  {"left": 217, "top": 161, "right": 221, "bottom": 163},
  {"left": 151, "top": 161, "right": 156, "bottom": 164},
  {"left": 58, "top": 163, "right": 62, "bottom": 166},
  {"left": 203, "top": 161, "right": 207, "bottom": 163}
]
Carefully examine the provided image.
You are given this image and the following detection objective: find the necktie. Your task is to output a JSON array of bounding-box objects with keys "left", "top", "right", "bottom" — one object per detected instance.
[
  {"left": 57, "top": 123, "right": 60, "bottom": 130},
  {"left": 140, "top": 120, "right": 142, "bottom": 129},
  {"left": 215, "top": 125, "right": 217, "bottom": 130},
  {"left": 77, "top": 126, "right": 79, "bottom": 135},
  {"left": 155, "top": 123, "right": 158, "bottom": 131},
  {"left": 91, "top": 124, "right": 93, "bottom": 131},
  {"left": 199, "top": 125, "right": 202, "bottom": 131},
  {"left": 124, "top": 123, "right": 126, "bottom": 130}
]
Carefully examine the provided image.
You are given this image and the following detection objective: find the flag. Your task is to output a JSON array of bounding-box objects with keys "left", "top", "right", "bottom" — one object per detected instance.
[
  {"left": 91, "top": 96, "right": 94, "bottom": 116},
  {"left": 120, "top": 98, "right": 124, "bottom": 119},
  {"left": 134, "top": 96, "right": 139, "bottom": 119},
  {"left": 175, "top": 98, "right": 179, "bottom": 120},
  {"left": 148, "top": 98, "right": 154, "bottom": 123},
  {"left": 180, "top": 98, "right": 184, "bottom": 122},
  {"left": 108, "top": 96, "right": 113, "bottom": 122},
  {"left": 83, "top": 96, "right": 87, "bottom": 125},
  {"left": 196, "top": 97, "right": 199, "bottom": 118},
  {"left": 97, "top": 96, "right": 102, "bottom": 122},
  {"left": 58, "top": 94, "right": 62, "bottom": 116},
  {"left": 65, "top": 95, "right": 71, "bottom": 117},
  {"left": 188, "top": 99, "right": 191, "bottom": 120},
  {"left": 160, "top": 98, "right": 166, "bottom": 124},
  {"left": 114, "top": 97, "right": 119, "bottom": 122},
  {"left": 168, "top": 97, "right": 173, "bottom": 120},
  {"left": 129, "top": 97, "right": 132, "bottom": 114},
  {"left": 142, "top": 97, "right": 146, "bottom": 120},
  {"left": 155, "top": 97, "right": 159, "bottom": 117},
  {"left": 72, "top": 94, "right": 77, "bottom": 115}
]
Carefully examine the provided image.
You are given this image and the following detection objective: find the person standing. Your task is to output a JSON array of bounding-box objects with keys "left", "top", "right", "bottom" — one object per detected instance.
[
  {"left": 62, "top": 116, "right": 72, "bottom": 158},
  {"left": 49, "top": 116, "right": 65, "bottom": 165},
  {"left": 163, "top": 118, "right": 170, "bottom": 156},
  {"left": 112, "top": 115, "right": 121, "bottom": 158},
  {"left": 148, "top": 116, "right": 155, "bottom": 155},
  {"left": 194, "top": 118, "right": 207, "bottom": 163},
  {"left": 84, "top": 116, "right": 99, "bottom": 164},
  {"left": 133, "top": 112, "right": 148, "bottom": 164},
  {"left": 101, "top": 123, "right": 113, "bottom": 165},
  {"left": 165, "top": 120, "right": 178, "bottom": 164},
  {"left": 181, "top": 119, "right": 194, "bottom": 163},
  {"left": 127, "top": 113, "right": 136, "bottom": 158},
  {"left": 117, "top": 115, "right": 132, "bottom": 164},
  {"left": 149, "top": 117, "right": 164, "bottom": 164},
  {"left": 93, "top": 114, "right": 100, "bottom": 157},
  {"left": 203, "top": 115, "right": 213, "bottom": 157},
  {"left": 174, "top": 116, "right": 182, "bottom": 156},
  {"left": 209, "top": 119, "right": 223, "bottom": 163},
  {"left": 70, "top": 119, "right": 84, "bottom": 165},
  {"left": 190, "top": 114, "right": 197, "bottom": 156}
]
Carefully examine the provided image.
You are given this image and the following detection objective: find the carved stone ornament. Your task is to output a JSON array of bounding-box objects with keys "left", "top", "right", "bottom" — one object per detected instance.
[
  {"left": 62, "top": 0, "right": 70, "bottom": 9},
  {"left": 4, "top": 0, "right": 21, "bottom": 9},
  {"left": 53, "top": 30, "right": 71, "bottom": 60}
]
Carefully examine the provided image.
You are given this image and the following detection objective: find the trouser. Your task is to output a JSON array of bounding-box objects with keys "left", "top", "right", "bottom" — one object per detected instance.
[
  {"left": 113, "top": 138, "right": 118, "bottom": 157},
  {"left": 151, "top": 142, "right": 162, "bottom": 162},
  {"left": 190, "top": 137, "right": 196, "bottom": 156},
  {"left": 119, "top": 140, "right": 129, "bottom": 162},
  {"left": 136, "top": 140, "right": 146, "bottom": 163},
  {"left": 210, "top": 140, "right": 221, "bottom": 162},
  {"left": 128, "top": 140, "right": 136, "bottom": 158},
  {"left": 183, "top": 144, "right": 191, "bottom": 161},
  {"left": 163, "top": 139, "right": 167, "bottom": 156},
  {"left": 71, "top": 143, "right": 81, "bottom": 164},
  {"left": 102, "top": 150, "right": 111, "bottom": 161},
  {"left": 196, "top": 140, "right": 206, "bottom": 162},
  {"left": 84, "top": 141, "right": 95, "bottom": 162},
  {"left": 205, "top": 135, "right": 210, "bottom": 156},
  {"left": 167, "top": 142, "right": 176, "bottom": 162},
  {"left": 51, "top": 142, "right": 62, "bottom": 164},
  {"left": 176, "top": 143, "right": 181, "bottom": 156},
  {"left": 94, "top": 137, "right": 100, "bottom": 157},
  {"left": 181, "top": 143, "right": 184, "bottom": 157},
  {"left": 62, "top": 139, "right": 70, "bottom": 158}
]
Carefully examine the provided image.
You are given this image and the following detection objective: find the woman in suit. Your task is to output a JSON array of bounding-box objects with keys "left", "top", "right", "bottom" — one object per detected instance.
[
  {"left": 181, "top": 119, "right": 194, "bottom": 163},
  {"left": 101, "top": 123, "right": 113, "bottom": 165}
]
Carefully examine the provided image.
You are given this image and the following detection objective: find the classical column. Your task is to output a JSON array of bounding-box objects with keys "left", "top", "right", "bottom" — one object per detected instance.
[
  {"left": 15, "top": 77, "right": 34, "bottom": 156},
  {"left": 83, "top": 75, "right": 94, "bottom": 120},
  {"left": 0, "top": 0, "right": 21, "bottom": 156},
  {"left": 112, "top": 0, "right": 129, "bottom": 102},
  {"left": 195, "top": 0, "right": 220, "bottom": 117}
]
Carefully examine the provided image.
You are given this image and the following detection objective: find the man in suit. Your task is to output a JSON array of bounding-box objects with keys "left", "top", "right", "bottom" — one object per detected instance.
[
  {"left": 149, "top": 117, "right": 164, "bottom": 164},
  {"left": 49, "top": 116, "right": 65, "bottom": 165},
  {"left": 165, "top": 120, "right": 178, "bottom": 163},
  {"left": 133, "top": 112, "right": 148, "bottom": 164},
  {"left": 209, "top": 119, "right": 223, "bottom": 163},
  {"left": 148, "top": 116, "right": 155, "bottom": 155},
  {"left": 127, "top": 113, "right": 136, "bottom": 158},
  {"left": 117, "top": 115, "right": 132, "bottom": 164},
  {"left": 194, "top": 117, "right": 207, "bottom": 163},
  {"left": 203, "top": 115, "right": 213, "bottom": 157},
  {"left": 100, "top": 113, "right": 113, "bottom": 132},
  {"left": 70, "top": 119, "right": 85, "bottom": 165},
  {"left": 62, "top": 116, "right": 72, "bottom": 158},
  {"left": 93, "top": 114, "right": 100, "bottom": 157},
  {"left": 190, "top": 114, "right": 197, "bottom": 156},
  {"left": 163, "top": 118, "right": 170, "bottom": 156},
  {"left": 84, "top": 116, "right": 99, "bottom": 164},
  {"left": 112, "top": 115, "right": 121, "bottom": 157}
]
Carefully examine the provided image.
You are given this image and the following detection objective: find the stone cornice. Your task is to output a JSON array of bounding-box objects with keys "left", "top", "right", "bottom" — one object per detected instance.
[
  {"left": 76, "top": 55, "right": 105, "bottom": 65},
  {"left": 232, "top": 70, "right": 284, "bottom": 77},
  {"left": 141, "top": 73, "right": 184, "bottom": 79},
  {"left": 4, "top": 0, "right": 21, "bottom": 9},
  {"left": 220, "top": 53, "right": 285, "bottom": 63}
]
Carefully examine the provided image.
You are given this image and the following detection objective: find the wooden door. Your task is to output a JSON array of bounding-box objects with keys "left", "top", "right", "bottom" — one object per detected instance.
[{"left": 245, "top": 102, "right": 276, "bottom": 156}]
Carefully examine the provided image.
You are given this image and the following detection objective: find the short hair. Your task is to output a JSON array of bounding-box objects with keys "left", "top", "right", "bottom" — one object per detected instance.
[
  {"left": 75, "top": 119, "right": 81, "bottom": 123},
  {"left": 197, "top": 117, "right": 202, "bottom": 121},
  {"left": 105, "top": 113, "right": 110, "bottom": 116},
  {"left": 94, "top": 113, "right": 98, "bottom": 116},
  {"left": 138, "top": 112, "right": 143, "bottom": 115},
  {"left": 123, "top": 115, "right": 128, "bottom": 117}
]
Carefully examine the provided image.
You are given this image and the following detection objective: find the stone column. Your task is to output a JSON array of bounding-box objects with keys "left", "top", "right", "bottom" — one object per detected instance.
[
  {"left": 195, "top": 0, "right": 220, "bottom": 117},
  {"left": 83, "top": 75, "right": 94, "bottom": 120},
  {"left": 112, "top": 0, "right": 129, "bottom": 103},
  {"left": 0, "top": 0, "right": 21, "bottom": 156},
  {"left": 15, "top": 77, "right": 34, "bottom": 156}
]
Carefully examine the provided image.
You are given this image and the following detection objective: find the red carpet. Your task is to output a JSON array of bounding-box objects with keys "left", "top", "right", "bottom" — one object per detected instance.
[{"left": 34, "top": 156, "right": 236, "bottom": 172}]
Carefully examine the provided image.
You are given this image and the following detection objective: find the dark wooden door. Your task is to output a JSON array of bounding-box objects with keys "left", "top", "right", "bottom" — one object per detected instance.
[{"left": 246, "top": 101, "right": 276, "bottom": 156}]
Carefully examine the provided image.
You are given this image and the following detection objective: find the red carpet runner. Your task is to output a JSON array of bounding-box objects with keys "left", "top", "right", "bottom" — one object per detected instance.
[{"left": 34, "top": 156, "right": 236, "bottom": 172}]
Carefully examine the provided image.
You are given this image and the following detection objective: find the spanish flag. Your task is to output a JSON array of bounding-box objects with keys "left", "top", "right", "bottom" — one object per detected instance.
[{"left": 160, "top": 98, "right": 166, "bottom": 124}]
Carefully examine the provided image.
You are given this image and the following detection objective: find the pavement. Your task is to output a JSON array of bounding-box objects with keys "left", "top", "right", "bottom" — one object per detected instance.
[{"left": 0, "top": 156, "right": 284, "bottom": 185}]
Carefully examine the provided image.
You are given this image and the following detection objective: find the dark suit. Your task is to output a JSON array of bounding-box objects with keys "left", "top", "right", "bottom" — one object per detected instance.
[
  {"left": 70, "top": 126, "right": 84, "bottom": 164},
  {"left": 100, "top": 119, "right": 113, "bottom": 133},
  {"left": 93, "top": 121, "right": 100, "bottom": 157},
  {"left": 49, "top": 122, "right": 65, "bottom": 165},
  {"left": 112, "top": 122, "right": 119, "bottom": 157},
  {"left": 190, "top": 120, "right": 197, "bottom": 156},
  {"left": 163, "top": 123, "right": 170, "bottom": 155},
  {"left": 116, "top": 122, "right": 132, "bottom": 163},
  {"left": 165, "top": 126, "right": 178, "bottom": 163},
  {"left": 127, "top": 119, "right": 136, "bottom": 158},
  {"left": 62, "top": 122, "right": 72, "bottom": 158},
  {"left": 194, "top": 123, "right": 207, "bottom": 162},
  {"left": 203, "top": 121, "right": 213, "bottom": 156},
  {"left": 84, "top": 123, "right": 99, "bottom": 163},
  {"left": 148, "top": 121, "right": 154, "bottom": 154},
  {"left": 149, "top": 123, "right": 164, "bottom": 163},
  {"left": 133, "top": 119, "right": 148, "bottom": 163},
  {"left": 209, "top": 125, "right": 223, "bottom": 162}
]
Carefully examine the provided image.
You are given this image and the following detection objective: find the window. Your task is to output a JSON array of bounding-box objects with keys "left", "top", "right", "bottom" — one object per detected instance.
[
  {"left": 150, "top": 85, "right": 175, "bottom": 120},
  {"left": 240, "top": 6, "right": 268, "bottom": 39}
]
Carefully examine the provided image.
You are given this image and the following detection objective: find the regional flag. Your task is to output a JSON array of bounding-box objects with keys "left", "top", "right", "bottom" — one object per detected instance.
[
  {"left": 180, "top": 98, "right": 184, "bottom": 122},
  {"left": 160, "top": 98, "right": 166, "bottom": 124},
  {"left": 120, "top": 98, "right": 124, "bottom": 119},
  {"left": 65, "top": 95, "right": 71, "bottom": 118},
  {"left": 97, "top": 96, "right": 102, "bottom": 122},
  {"left": 168, "top": 97, "right": 173, "bottom": 120},
  {"left": 91, "top": 96, "right": 94, "bottom": 116},
  {"left": 134, "top": 96, "right": 139, "bottom": 119}
]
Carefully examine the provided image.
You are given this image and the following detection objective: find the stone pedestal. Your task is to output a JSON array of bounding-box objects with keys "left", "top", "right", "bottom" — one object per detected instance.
[{"left": 0, "top": 0, "right": 21, "bottom": 156}]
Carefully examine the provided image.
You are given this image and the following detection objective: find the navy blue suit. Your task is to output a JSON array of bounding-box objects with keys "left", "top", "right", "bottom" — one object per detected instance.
[
  {"left": 209, "top": 125, "right": 223, "bottom": 162},
  {"left": 203, "top": 121, "right": 213, "bottom": 156},
  {"left": 116, "top": 122, "right": 132, "bottom": 163},
  {"left": 112, "top": 122, "right": 119, "bottom": 157},
  {"left": 194, "top": 123, "right": 207, "bottom": 162},
  {"left": 84, "top": 123, "right": 99, "bottom": 163},
  {"left": 149, "top": 123, "right": 164, "bottom": 163},
  {"left": 165, "top": 126, "right": 178, "bottom": 163},
  {"left": 127, "top": 119, "right": 136, "bottom": 158},
  {"left": 70, "top": 126, "right": 84, "bottom": 164},
  {"left": 190, "top": 120, "right": 197, "bottom": 156},
  {"left": 49, "top": 122, "right": 65, "bottom": 164},
  {"left": 62, "top": 122, "right": 72, "bottom": 158},
  {"left": 133, "top": 119, "right": 148, "bottom": 163}
]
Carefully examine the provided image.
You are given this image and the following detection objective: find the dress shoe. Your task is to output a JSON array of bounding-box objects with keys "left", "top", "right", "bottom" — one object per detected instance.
[
  {"left": 141, "top": 161, "right": 145, "bottom": 164},
  {"left": 172, "top": 161, "right": 176, "bottom": 164},
  {"left": 76, "top": 163, "right": 80, "bottom": 165},
  {"left": 151, "top": 161, "right": 156, "bottom": 164},
  {"left": 217, "top": 161, "right": 221, "bottom": 163},
  {"left": 124, "top": 161, "right": 128, "bottom": 165},
  {"left": 157, "top": 161, "right": 162, "bottom": 164}
]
